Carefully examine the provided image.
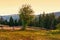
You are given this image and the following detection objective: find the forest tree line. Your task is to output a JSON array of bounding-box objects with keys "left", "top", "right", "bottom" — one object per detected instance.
[{"left": 0, "top": 13, "right": 60, "bottom": 30}]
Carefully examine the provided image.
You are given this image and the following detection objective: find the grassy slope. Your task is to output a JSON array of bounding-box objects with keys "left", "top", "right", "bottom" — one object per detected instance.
[{"left": 0, "top": 30, "right": 60, "bottom": 40}]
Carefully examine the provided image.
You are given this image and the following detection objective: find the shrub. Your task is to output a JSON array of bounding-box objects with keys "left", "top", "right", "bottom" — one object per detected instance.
[{"left": 56, "top": 23, "right": 60, "bottom": 30}]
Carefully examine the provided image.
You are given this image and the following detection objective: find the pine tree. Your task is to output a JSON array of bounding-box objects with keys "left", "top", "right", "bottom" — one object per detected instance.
[
  {"left": 0, "top": 16, "right": 4, "bottom": 30},
  {"left": 41, "top": 12, "right": 46, "bottom": 28},
  {"left": 4, "top": 20, "right": 8, "bottom": 25},
  {"left": 18, "top": 19, "right": 22, "bottom": 26},
  {"left": 9, "top": 16, "right": 14, "bottom": 26},
  {"left": 14, "top": 19, "right": 18, "bottom": 26}
]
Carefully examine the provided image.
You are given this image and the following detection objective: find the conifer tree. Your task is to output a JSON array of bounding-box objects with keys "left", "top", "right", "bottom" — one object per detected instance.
[{"left": 9, "top": 16, "right": 14, "bottom": 26}]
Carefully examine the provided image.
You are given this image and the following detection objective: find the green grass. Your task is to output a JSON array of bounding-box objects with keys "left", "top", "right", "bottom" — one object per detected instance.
[{"left": 0, "top": 30, "right": 60, "bottom": 40}]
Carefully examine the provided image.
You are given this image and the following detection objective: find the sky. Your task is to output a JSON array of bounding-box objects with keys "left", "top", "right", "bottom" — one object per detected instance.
[{"left": 0, "top": 0, "right": 60, "bottom": 16}]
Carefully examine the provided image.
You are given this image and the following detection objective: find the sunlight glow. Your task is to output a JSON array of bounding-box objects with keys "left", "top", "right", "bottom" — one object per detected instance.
[{"left": 0, "top": 0, "right": 60, "bottom": 15}]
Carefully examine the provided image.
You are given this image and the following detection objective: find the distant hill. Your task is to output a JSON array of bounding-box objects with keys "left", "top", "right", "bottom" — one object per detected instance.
[
  {"left": 0, "top": 14, "right": 19, "bottom": 21},
  {"left": 54, "top": 12, "right": 60, "bottom": 17},
  {"left": 0, "top": 12, "right": 60, "bottom": 21}
]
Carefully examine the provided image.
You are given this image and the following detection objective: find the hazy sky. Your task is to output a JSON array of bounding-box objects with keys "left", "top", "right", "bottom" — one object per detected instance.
[{"left": 0, "top": 0, "right": 60, "bottom": 15}]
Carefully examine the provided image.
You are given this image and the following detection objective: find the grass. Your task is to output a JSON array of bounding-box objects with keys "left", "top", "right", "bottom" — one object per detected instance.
[{"left": 0, "top": 29, "right": 60, "bottom": 40}]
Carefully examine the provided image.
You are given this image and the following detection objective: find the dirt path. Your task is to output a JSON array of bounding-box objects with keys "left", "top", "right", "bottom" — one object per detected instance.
[{"left": 0, "top": 26, "right": 22, "bottom": 30}]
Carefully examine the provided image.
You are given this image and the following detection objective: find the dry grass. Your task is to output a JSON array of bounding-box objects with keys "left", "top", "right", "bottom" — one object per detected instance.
[
  {"left": 0, "top": 29, "right": 60, "bottom": 40},
  {"left": 0, "top": 26, "right": 60, "bottom": 40}
]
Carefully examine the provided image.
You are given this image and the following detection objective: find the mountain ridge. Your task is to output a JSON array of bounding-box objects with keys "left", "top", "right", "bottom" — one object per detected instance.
[{"left": 0, "top": 12, "right": 60, "bottom": 21}]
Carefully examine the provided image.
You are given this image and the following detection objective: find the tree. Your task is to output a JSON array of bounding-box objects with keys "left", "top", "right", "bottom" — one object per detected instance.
[
  {"left": 3, "top": 19, "right": 8, "bottom": 25},
  {"left": 40, "top": 12, "right": 46, "bottom": 28},
  {"left": 9, "top": 16, "right": 15, "bottom": 30},
  {"left": 44, "top": 14, "right": 50, "bottom": 29},
  {"left": 19, "top": 5, "right": 34, "bottom": 30},
  {"left": 0, "top": 16, "right": 4, "bottom": 30},
  {"left": 14, "top": 19, "right": 18, "bottom": 26},
  {"left": 9, "top": 16, "right": 14, "bottom": 26},
  {"left": 49, "top": 13, "right": 56, "bottom": 29},
  {"left": 18, "top": 19, "right": 22, "bottom": 26},
  {"left": 0, "top": 16, "right": 4, "bottom": 24}
]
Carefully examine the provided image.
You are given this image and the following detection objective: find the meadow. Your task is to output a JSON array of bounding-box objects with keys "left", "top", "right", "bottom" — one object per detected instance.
[{"left": 0, "top": 28, "right": 60, "bottom": 40}]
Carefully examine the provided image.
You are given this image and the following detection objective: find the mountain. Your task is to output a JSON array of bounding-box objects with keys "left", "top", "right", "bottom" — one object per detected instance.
[
  {"left": 0, "top": 12, "right": 60, "bottom": 21},
  {"left": 0, "top": 14, "right": 19, "bottom": 21},
  {"left": 54, "top": 12, "right": 60, "bottom": 17}
]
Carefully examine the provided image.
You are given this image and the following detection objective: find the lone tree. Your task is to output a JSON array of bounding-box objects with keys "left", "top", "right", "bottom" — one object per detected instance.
[{"left": 19, "top": 5, "right": 34, "bottom": 30}]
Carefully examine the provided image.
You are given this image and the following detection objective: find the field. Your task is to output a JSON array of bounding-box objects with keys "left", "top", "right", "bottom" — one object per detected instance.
[
  {"left": 0, "top": 27, "right": 60, "bottom": 40},
  {"left": 0, "top": 28, "right": 60, "bottom": 40}
]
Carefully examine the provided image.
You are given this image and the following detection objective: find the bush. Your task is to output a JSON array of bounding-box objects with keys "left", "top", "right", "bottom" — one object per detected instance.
[{"left": 56, "top": 23, "right": 60, "bottom": 30}]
